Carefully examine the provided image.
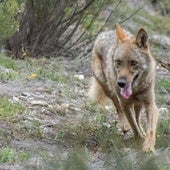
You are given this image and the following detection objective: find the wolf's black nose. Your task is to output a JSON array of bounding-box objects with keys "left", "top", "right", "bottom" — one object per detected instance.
[{"left": 117, "top": 77, "right": 127, "bottom": 88}]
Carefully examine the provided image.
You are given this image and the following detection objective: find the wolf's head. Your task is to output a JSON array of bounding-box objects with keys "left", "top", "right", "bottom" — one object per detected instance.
[{"left": 113, "top": 24, "right": 153, "bottom": 99}]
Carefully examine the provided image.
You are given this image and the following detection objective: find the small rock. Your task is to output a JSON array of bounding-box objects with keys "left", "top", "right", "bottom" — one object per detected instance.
[
  {"left": 13, "top": 96, "right": 20, "bottom": 102},
  {"left": 22, "top": 120, "right": 34, "bottom": 129},
  {"left": 40, "top": 126, "right": 53, "bottom": 137},
  {"left": 18, "top": 96, "right": 28, "bottom": 101},
  {"left": 61, "top": 103, "right": 70, "bottom": 109},
  {"left": 74, "top": 74, "right": 84, "bottom": 80},
  {"left": 102, "top": 122, "right": 111, "bottom": 128},
  {"left": 159, "top": 107, "right": 168, "bottom": 114},
  {"left": 72, "top": 107, "right": 81, "bottom": 111},
  {"left": 31, "top": 100, "right": 48, "bottom": 106},
  {"left": 21, "top": 92, "right": 31, "bottom": 97}
]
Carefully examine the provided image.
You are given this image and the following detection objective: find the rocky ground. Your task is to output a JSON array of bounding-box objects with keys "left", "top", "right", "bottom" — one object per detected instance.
[{"left": 0, "top": 54, "right": 169, "bottom": 169}]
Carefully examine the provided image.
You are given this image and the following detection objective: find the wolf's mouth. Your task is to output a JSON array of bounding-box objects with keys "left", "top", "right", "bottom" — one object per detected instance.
[
  {"left": 132, "top": 74, "right": 139, "bottom": 86},
  {"left": 120, "top": 74, "right": 139, "bottom": 99},
  {"left": 120, "top": 82, "right": 132, "bottom": 99}
]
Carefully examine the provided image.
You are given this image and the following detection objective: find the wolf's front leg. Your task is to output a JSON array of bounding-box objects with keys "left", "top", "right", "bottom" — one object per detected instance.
[
  {"left": 112, "top": 98, "right": 131, "bottom": 133},
  {"left": 142, "top": 104, "right": 159, "bottom": 152},
  {"left": 122, "top": 105, "right": 144, "bottom": 139}
]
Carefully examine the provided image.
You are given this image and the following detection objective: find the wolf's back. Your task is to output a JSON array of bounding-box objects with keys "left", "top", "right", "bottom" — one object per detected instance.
[{"left": 93, "top": 31, "right": 116, "bottom": 58}]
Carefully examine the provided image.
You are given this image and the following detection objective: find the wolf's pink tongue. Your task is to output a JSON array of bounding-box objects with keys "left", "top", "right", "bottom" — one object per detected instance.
[{"left": 120, "top": 82, "right": 132, "bottom": 99}]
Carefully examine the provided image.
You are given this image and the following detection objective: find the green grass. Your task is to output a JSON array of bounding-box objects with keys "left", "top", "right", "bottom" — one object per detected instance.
[
  {"left": 155, "top": 78, "right": 170, "bottom": 105},
  {"left": 0, "top": 96, "right": 25, "bottom": 120},
  {"left": 122, "top": 1, "right": 170, "bottom": 35},
  {"left": 0, "top": 53, "right": 19, "bottom": 81},
  {"left": 24, "top": 57, "right": 77, "bottom": 83},
  {"left": 62, "top": 148, "right": 88, "bottom": 170},
  {"left": 0, "top": 146, "right": 15, "bottom": 163},
  {"left": 56, "top": 107, "right": 123, "bottom": 153},
  {"left": 18, "top": 150, "right": 31, "bottom": 162},
  {"left": 0, "top": 54, "right": 18, "bottom": 71},
  {"left": 157, "top": 78, "right": 170, "bottom": 93},
  {"left": 36, "top": 68, "right": 72, "bottom": 83},
  {"left": 157, "top": 114, "right": 170, "bottom": 148},
  {"left": 0, "top": 147, "right": 31, "bottom": 164},
  {"left": 0, "top": 69, "right": 18, "bottom": 81}
]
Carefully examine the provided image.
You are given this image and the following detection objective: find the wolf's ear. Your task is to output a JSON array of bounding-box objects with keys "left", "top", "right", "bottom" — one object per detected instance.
[
  {"left": 136, "top": 28, "right": 148, "bottom": 49},
  {"left": 116, "top": 24, "right": 127, "bottom": 42}
]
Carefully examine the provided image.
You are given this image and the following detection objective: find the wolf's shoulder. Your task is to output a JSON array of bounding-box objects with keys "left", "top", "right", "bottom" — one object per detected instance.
[{"left": 93, "top": 30, "right": 116, "bottom": 54}]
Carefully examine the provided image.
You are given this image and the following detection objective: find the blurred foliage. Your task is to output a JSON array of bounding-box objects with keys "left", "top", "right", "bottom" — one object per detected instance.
[
  {"left": 150, "top": 0, "right": 170, "bottom": 15},
  {"left": 0, "top": 0, "right": 19, "bottom": 40},
  {"left": 4, "top": 0, "right": 121, "bottom": 58}
]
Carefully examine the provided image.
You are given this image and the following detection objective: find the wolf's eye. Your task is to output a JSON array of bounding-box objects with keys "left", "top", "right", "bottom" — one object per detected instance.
[
  {"left": 129, "top": 60, "right": 138, "bottom": 66},
  {"left": 115, "top": 60, "right": 122, "bottom": 67}
]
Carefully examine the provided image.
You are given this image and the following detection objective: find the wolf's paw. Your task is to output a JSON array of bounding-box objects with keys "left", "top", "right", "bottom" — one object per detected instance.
[
  {"left": 142, "top": 143, "right": 154, "bottom": 152},
  {"left": 142, "top": 132, "right": 155, "bottom": 152},
  {"left": 121, "top": 123, "right": 131, "bottom": 134}
]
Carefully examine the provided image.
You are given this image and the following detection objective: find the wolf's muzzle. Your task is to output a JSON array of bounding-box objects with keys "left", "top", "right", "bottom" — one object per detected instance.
[{"left": 117, "top": 77, "right": 127, "bottom": 88}]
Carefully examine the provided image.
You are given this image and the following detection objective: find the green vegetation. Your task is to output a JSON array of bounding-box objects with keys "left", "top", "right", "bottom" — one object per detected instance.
[
  {"left": 0, "top": 69, "right": 18, "bottom": 81},
  {"left": 0, "top": 54, "right": 18, "bottom": 71},
  {"left": 131, "top": 3, "right": 170, "bottom": 35},
  {"left": 0, "top": 147, "right": 15, "bottom": 163},
  {"left": 62, "top": 148, "right": 88, "bottom": 170},
  {"left": 156, "top": 78, "right": 170, "bottom": 105},
  {"left": 143, "top": 13, "right": 170, "bottom": 35},
  {"left": 0, "top": 1, "right": 169, "bottom": 169},
  {"left": 0, "top": 147, "right": 31, "bottom": 164},
  {"left": 0, "top": 96, "right": 25, "bottom": 120},
  {"left": 24, "top": 58, "right": 75, "bottom": 83},
  {"left": 0, "top": 54, "right": 19, "bottom": 81},
  {"left": 0, "top": 0, "right": 19, "bottom": 39},
  {"left": 157, "top": 115, "right": 170, "bottom": 148},
  {"left": 157, "top": 78, "right": 170, "bottom": 93},
  {"left": 56, "top": 102, "right": 124, "bottom": 152},
  {"left": 18, "top": 150, "right": 31, "bottom": 162}
]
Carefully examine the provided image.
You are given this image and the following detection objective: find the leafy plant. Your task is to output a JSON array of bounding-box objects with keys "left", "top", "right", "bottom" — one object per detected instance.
[{"left": 0, "top": 0, "right": 19, "bottom": 39}]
